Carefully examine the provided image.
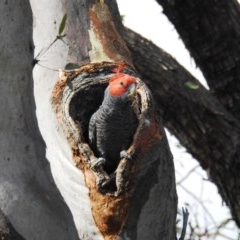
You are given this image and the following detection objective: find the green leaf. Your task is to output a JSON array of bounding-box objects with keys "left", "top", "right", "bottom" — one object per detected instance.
[
  {"left": 58, "top": 14, "right": 67, "bottom": 36},
  {"left": 120, "top": 15, "right": 125, "bottom": 21},
  {"left": 184, "top": 81, "right": 199, "bottom": 89}
]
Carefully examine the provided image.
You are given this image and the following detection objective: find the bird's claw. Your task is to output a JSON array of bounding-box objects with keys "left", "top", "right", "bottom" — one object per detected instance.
[
  {"left": 120, "top": 150, "right": 131, "bottom": 160},
  {"left": 101, "top": 177, "right": 114, "bottom": 188},
  {"left": 90, "top": 157, "right": 106, "bottom": 169},
  {"left": 98, "top": 172, "right": 117, "bottom": 194}
]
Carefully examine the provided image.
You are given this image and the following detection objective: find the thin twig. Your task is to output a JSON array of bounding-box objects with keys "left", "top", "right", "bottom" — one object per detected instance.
[
  {"left": 179, "top": 207, "right": 189, "bottom": 240},
  {"left": 176, "top": 165, "right": 200, "bottom": 185},
  {"left": 178, "top": 183, "right": 217, "bottom": 226}
]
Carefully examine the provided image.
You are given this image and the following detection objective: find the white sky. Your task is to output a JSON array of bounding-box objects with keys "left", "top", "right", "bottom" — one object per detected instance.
[
  {"left": 116, "top": 0, "right": 239, "bottom": 239},
  {"left": 117, "top": 0, "right": 207, "bottom": 87}
]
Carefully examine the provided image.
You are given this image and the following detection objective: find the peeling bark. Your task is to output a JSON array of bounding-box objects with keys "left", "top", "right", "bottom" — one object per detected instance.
[
  {"left": 51, "top": 63, "right": 136, "bottom": 237},
  {"left": 50, "top": 0, "right": 177, "bottom": 239},
  {"left": 62, "top": 0, "right": 132, "bottom": 65},
  {"left": 51, "top": 58, "right": 176, "bottom": 240}
]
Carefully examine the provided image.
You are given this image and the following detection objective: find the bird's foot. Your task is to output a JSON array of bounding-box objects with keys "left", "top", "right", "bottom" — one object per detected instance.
[
  {"left": 98, "top": 172, "right": 117, "bottom": 195},
  {"left": 101, "top": 172, "right": 116, "bottom": 187},
  {"left": 120, "top": 150, "right": 131, "bottom": 160},
  {"left": 90, "top": 157, "right": 106, "bottom": 170}
]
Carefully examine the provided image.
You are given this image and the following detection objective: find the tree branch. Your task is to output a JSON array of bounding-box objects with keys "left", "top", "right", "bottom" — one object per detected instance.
[
  {"left": 156, "top": 0, "right": 240, "bottom": 120},
  {"left": 123, "top": 28, "right": 240, "bottom": 226}
]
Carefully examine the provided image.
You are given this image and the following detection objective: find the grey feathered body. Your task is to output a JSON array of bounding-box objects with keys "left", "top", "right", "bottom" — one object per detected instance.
[{"left": 89, "top": 87, "right": 138, "bottom": 174}]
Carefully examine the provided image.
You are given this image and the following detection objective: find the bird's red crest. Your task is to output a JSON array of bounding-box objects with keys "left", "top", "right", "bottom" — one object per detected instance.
[{"left": 109, "top": 73, "right": 136, "bottom": 96}]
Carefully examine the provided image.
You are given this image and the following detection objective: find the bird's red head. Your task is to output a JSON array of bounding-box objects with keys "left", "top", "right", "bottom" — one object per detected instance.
[{"left": 109, "top": 73, "right": 137, "bottom": 97}]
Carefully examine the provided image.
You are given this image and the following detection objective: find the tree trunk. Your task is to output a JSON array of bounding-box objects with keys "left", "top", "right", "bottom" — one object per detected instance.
[
  {"left": 0, "top": 1, "right": 79, "bottom": 239},
  {"left": 32, "top": 0, "right": 177, "bottom": 239}
]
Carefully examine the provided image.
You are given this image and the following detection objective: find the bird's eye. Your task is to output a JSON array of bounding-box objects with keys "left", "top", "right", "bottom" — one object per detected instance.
[{"left": 120, "top": 81, "right": 124, "bottom": 86}]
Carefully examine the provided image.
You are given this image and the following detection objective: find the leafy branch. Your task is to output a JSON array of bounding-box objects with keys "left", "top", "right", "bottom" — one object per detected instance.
[{"left": 33, "top": 14, "right": 67, "bottom": 66}]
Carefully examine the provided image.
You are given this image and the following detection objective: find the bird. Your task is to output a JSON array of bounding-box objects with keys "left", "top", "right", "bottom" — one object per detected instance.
[{"left": 88, "top": 66, "right": 138, "bottom": 175}]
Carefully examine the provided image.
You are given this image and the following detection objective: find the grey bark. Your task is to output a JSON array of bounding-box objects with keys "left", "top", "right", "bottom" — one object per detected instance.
[
  {"left": 0, "top": 1, "right": 79, "bottom": 239},
  {"left": 0, "top": 208, "right": 25, "bottom": 240},
  {"left": 124, "top": 21, "right": 240, "bottom": 226},
  {"left": 153, "top": 0, "right": 240, "bottom": 226},
  {"left": 156, "top": 0, "right": 240, "bottom": 120}
]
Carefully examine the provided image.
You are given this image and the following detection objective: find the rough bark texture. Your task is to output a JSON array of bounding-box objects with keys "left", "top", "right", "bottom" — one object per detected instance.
[
  {"left": 156, "top": 0, "right": 240, "bottom": 120},
  {"left": 52, "top": 62, "right": 177, "bottom": 239},
  {"left": 62, "top": 0, "right": 132, "bottom": 65},
  {"left": 50, "top": 0, "right": 177, "bottom": 239},
  {"left": 123, "top": 28, "right": 240, "bottom": 226},
  {"left": 0, "top": 1, "right": 79, "bottom": 239},
  {"left": 154, "top": 0, "right": 240, "bottom": 226}
]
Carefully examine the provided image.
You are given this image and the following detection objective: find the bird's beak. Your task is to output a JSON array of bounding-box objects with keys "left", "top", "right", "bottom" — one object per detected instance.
[{"left": 127, "top": 83, "right": 137, "bottom": 98}]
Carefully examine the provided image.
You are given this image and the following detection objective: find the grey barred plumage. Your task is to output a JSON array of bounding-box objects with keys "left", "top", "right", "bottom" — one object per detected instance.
[{"left": 89, "top": 80, "right": 138, "bottom": 174}]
